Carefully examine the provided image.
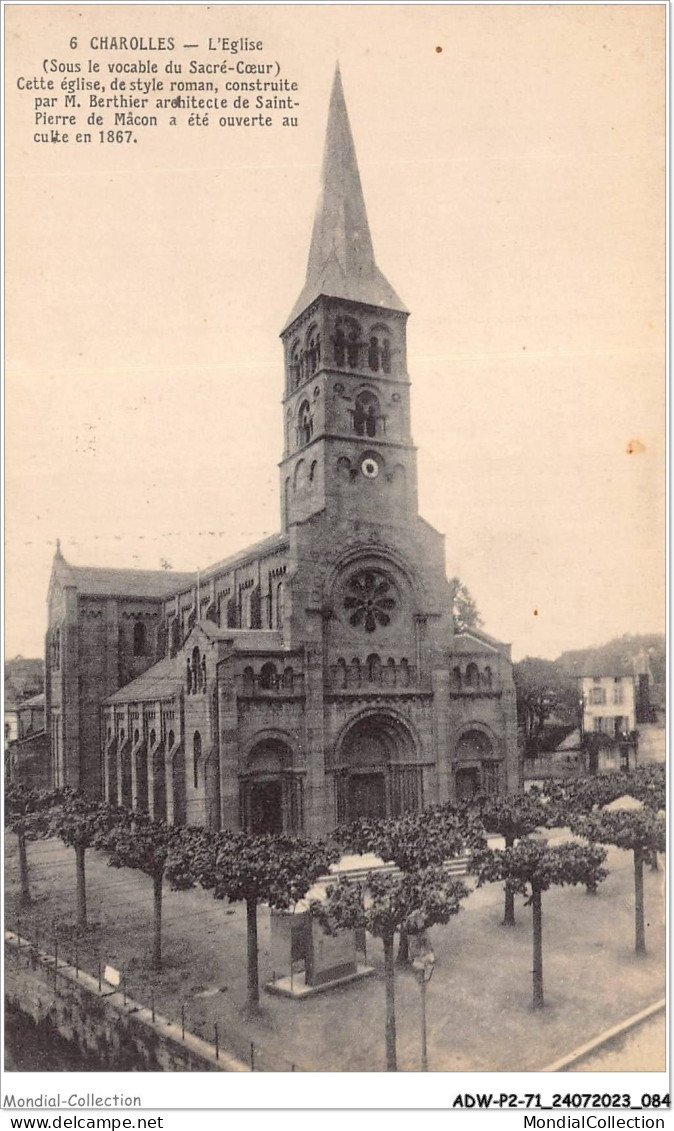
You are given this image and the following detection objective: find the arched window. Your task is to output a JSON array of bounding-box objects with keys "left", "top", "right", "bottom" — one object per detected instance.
[
  {"left": 335, "top": 316, "right": 361, "bottom": 369},
  {"left": 259, "top": 662, "right": 278, "bottom": 691},
  {"left": 275, "top": 581, "right": 284, "bottom": 628},
  {"left": 240, "top": 587, "right": 252, "bottom": 629},
  {"left": 452, "top": 666, "right": 462, "bottom": 691},
  {"left": 168, "top": 729, "right": 175, "bottom": 750},
  {"left": 368, "top": 336, "right": 380, "bottom": 372},
  {"left": 192, "top": 647, "right": 201, "bottom": 691},
  {"left": 226, "top": 595, "right": 238, "bottom": 629},
  {"left": 242, "top": 666, "right": 255, "bottom": 695},
  {"left": 250, "top": 585, "right": 262, "bottom": 629},
  {"left": 366, "top": 654, "right": 382, "bottom": 683},
  {"left": 306, "top": 326, "right": 320, "bottom": 375},
  {"left": 290, "top": 342, "right": 301, "bottom": 388},
  {"left": 399, "top": 659, "right": 410, "bottom": 687},
  {"left": 336, "top": 657, "right": 347, "bottom": 689},
  {"left": 133, "top": 729, "right": 140, "bottom": 746},
  {"left": 149, "top": 729, "right": 156, "bottom": 747},
  {"left": 354, "top": 390, "right": 380, "bottom": 438},
  {"left": 298, "top": 401, "right": 313, "bottom": 446},
  {"left": 483, "top": 666, "right": 493, "bottom": 689},
  {"left": 186, "top": 658, "right": 192, "bottom": 694},
  {"left": 282, "top": 666, "right": 294, "bottom": 693},
  {"left": 385, "top": 657, "right": 396, "bottom": 687},
  {"left": 347, "top": 327, "right": 360, "bottom": 368},
  {"left": 381, "top": 339, "right": 391, "bottom": 373},
  {"left": 334, "top": 325, "right": 346, "bottom": 367},
  {"left": 133, "top": 620, "right": 146, "bottom": 657},
  {"left": 466, "top": 663, "right": 479, "bottom": 689},
  {"left": 193, "top": 731, "right": 201, "bottom": 789},
  {"left": 350, "top": 657, "right": 361, "bottom": 688}
]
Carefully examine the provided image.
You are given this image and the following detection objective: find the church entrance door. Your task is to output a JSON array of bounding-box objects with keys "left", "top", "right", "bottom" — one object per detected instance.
[
  {"left": 348, "top": 772, "right": 386, "bottom": 821},
  {"left": 455, "top": 767, "right": 480, "bottom": 802},
  {"left": 249, "top": 779, "right": 284, "bottom": 834}
]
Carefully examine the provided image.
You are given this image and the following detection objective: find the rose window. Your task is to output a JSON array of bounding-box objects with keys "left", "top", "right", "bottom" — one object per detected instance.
[{"left": 343, "top": 570, "right": 397, "bottom": 632}]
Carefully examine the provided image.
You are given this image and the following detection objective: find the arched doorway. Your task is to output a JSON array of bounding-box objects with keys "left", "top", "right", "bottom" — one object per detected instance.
[
  {"left": 239, "top": 737, "right": 302, "bottom": 834},
  {"left": 454, "top": 729, "right": 500, "bottom": 801},
  {"left": 334, "top": 713, "right": 421, "bottom": 824}
]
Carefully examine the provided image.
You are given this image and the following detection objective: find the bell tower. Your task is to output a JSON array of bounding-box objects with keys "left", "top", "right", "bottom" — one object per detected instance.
[{"left": 280, "top": 66, "right": 419, "bottom": 530}]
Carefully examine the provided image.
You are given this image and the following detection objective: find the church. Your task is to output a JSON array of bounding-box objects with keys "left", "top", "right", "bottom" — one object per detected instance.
[{"left": 45, "top": 68, "right": 518, "bottom": 837}]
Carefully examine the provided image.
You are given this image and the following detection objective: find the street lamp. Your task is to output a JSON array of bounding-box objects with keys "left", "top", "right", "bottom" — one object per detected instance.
[{"left": 410, "top": 934, "right": 436, "bottom": 1072}]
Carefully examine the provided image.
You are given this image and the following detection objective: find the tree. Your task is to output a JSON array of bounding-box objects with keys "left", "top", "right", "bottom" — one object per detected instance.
[
  {"left": 334, "top": 809, "right": 469, "bottom": 961},
  {"left": 96, "top": 813, "right": 199, "bottom": 971},
  {"left": 5, "top": 784, "right": 64, "bottom": 907},
  {"left": 476, "top": 793, "right": 551, "bottom": 925},
  {"left": 449, "top": 577, "right": 483, "bottom": 633},
  {"left": 471, "top": 839, "right": 607, "bottom": 1009},
  {"left": 569, "top": 808, "right": 665, "bottom": 955},
  {"left": 627, "top": 764, "right": 666, "bottom": 813},
  {"left": 312, "top": 867, "right": 469, "bottom": 1071},
  {"left": 513, "top": 658, "right": 579, "bottom": 758},
  {"left": 49, "top": 791, "right": 125, "bottom": 929},
  {"left": 541, "top": 765, "right": 666, "bottom": 824},
  {"left": 204, "top": 832, "right": 337, "bottom": 1011}
]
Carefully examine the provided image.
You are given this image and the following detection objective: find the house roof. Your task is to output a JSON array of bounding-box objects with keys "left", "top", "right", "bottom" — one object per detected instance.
[
  {"left": 193, "top": 623, "right": 285, "bottom": 652},
  {"left": 18, "top": 694, "right": 45, "bottom": 709},
  {"left": 53, "top": 554, "right": 196, "bottom": 600},
  {"left": 104, "top": 657, "right": 183, "bottom": 705},
  {"left": 577, "top": 659, "right": 635, "bottom": 679},
  {"left": 453, "top": 627, "right": 502, "bottom": 654},
  {"left": 50, "top": 529, "right": 286, "bottom": 609},
  {"left": 199, "top": 533, "right": 287, "bottom": 585}
]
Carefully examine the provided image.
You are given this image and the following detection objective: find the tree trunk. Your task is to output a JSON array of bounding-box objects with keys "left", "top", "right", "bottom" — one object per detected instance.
[
  {"left": 397, "top": 926, "right": 409, "bottom": 965},
  {"left": 75, "top": 844, "right": 87, "bottom": 928},
  {"left": 18, "top": 830, "right": 31, "bottom": 907},
  {"left": 152, "top": 870, "right": 163, "bottom": 971},
  {"left": 503, "top": 834, "right": 515, "bottom": 925},
  {"left": 532, "top": 885, "right": 544, "bottom": 1010},
  {"left": 634, "top": 846, "right": 646, "bottom": 956},
  {"left": 246, "top": 898, "right": 259, "bottom": 1010},
  {"left": 383, "top": 932, "right": 397, "bottom": 1072}
]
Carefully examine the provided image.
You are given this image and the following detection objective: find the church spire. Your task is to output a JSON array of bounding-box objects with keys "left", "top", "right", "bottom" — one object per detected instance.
[{"left": 284, "top": 65, "right": 406, "bottom": 329}]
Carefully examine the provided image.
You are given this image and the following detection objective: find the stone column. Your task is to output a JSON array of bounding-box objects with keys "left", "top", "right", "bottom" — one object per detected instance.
[
  {"left": 217, "top": 657, "right": 240, "bottom": 830},
  {"left": 303, "top": 640, "right": 327, "bottom": 838},
  {"left": 62, "top": 586, "right": 80, "bottom": 790},
  {"left": 116, "top": 732, "right": 125, "bottom": 806},
  {"left": 147, "top": 709, "right": 157, "bottom": 817},
  {"left": 431, "top": 669, "right": 451, "bottom": 806}
]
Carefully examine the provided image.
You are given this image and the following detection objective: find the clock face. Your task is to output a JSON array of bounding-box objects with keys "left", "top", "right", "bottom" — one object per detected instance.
[{"left": 361, "top": 456, "right": 380, "bottom": 479}]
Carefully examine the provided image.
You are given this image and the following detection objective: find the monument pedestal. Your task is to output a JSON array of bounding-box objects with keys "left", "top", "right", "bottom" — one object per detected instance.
[
  {"left": 265, "top": 963, "right": 375, "bottom": 999},
  {"left": 265, "top": 915, "right": 374, "bottom": 998}
]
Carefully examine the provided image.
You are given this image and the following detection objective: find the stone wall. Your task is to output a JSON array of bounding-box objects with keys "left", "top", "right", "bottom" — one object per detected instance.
[{"left": 4, "top": 932, "right": 247, "bottom": 1073}]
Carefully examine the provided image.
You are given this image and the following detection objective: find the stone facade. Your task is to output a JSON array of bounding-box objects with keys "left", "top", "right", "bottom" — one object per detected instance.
[{"left": 45, "top": 68, "right": 519, "bottom": 834}]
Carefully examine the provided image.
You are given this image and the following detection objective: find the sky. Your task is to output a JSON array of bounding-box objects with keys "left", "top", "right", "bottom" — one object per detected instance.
[{"left": 5, "top": 3, "right": 666, "bottom": 662}]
